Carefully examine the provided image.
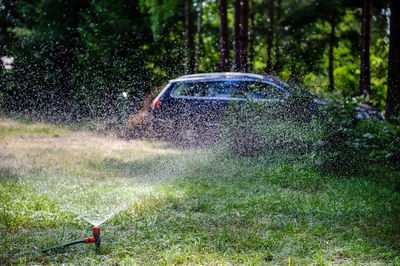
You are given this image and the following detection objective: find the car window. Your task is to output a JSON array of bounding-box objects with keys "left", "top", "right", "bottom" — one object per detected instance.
[
  {"left": 246, "top": 82, "right": 285, "bottom": 99},
  {"left": 171, "top": 81, "right": 285, "bottom": 99},
  {"left": 172, "top": 83, "right": 206, "bottom": 97},
  {"left": 204, "top": 82, "right": 246, "bottom": 98}
]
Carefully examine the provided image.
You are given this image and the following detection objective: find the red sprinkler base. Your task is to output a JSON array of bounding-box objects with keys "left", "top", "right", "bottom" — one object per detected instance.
[{"left": 92, "top": 226, "right": 101, "bottom": 249}]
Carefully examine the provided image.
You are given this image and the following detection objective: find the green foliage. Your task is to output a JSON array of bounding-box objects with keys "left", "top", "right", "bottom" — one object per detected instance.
[
  {"left": 0, "top": 0, "right": 393, "bottom": 119},
  {"left": 310, "top": 101, "right": 361, "bottom": 171},
  {"left": 222, "top": 88, "right": 317, "bottom": 156},
  {"left": 222, "top": 94, "right": 399, "bottom": 172},
  {"left": 70, "top": 0, "right": 155, "bottom": 118},
  {"left": 0, "top": 0, "right": 186, "bottom": 120},
  {"left": 139, "top": 0, "right": 182, "bottom": 40},
  {"left": 357, "top": 117, "right": 400, "bottom": 164},
  {"left": 313, "top": 102, "right": 400, "bottom": 171}
]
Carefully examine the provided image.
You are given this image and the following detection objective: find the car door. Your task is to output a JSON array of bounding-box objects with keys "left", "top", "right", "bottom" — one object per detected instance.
[{"left": 168, "top": 81, "right": 244, "bottom": 126}]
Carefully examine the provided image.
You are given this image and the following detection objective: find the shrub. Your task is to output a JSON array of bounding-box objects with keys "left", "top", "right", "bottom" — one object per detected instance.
[
  {"left": 356, "top": 117, "right": 400, "bottom": 165},
  {"left": 312, "top": 102, "right": 400, "bottom": 171},
  {"left": 310, "top": 101, "right": 362, "bottom": 172},
  {"left": 222, "top": 88, "right": 319, "bottom": 157},
  {"left": 222, "top": 93, "right": 400, "bottom": 172}
]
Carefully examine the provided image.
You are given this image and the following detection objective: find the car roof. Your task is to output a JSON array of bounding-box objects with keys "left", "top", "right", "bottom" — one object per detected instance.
[
  {"left": 170, "top": 72, "right": 268, "bottom": 82},
  {"left": 169, "top": 73, "right": 294, "bottom": 93}
]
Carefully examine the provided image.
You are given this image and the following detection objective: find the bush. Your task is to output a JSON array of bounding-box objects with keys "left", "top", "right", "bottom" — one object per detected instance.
[
  {"left": 356, "top": 117, "right": 400, "bottom": 164},
  {"left": 222, "top": 94, "right": 400, "bottom": 172},
  {"left": 310, "top": 101, "right": 362, "bottom": 171},
  {"left": 312, "top": 102, "right": 400, "bottom": 171},
  {"left": 222, "top": 88, "right": 319, "bottom": 157}
]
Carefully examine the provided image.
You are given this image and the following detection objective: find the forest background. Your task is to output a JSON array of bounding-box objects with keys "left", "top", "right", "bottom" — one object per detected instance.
[{"left": 0, "top": 0, "right": 399, "bottom": 121}]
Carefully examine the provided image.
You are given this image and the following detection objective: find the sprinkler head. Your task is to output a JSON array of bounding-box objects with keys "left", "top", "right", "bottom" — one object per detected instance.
[{"left": 93, "top": 226, "right": 101, "bottom": 249}]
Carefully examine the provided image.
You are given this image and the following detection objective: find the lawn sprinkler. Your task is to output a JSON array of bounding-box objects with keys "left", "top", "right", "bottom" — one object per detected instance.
[
  {"left": 92, "top": 226, "right": 101, "bottom": 249},
  {"left": 83, "top": 226, "right": 101, "bottom": 248},
  {"left": 0, "top": 226, "right": 102, "bottom": 259},
  {"left": 41, "top": 226, "right": 101, "bottom": 254}
]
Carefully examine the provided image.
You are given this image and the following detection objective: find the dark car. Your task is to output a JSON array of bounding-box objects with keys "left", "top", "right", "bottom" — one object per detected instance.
[
  {"left": 151, "top": 73, "right": 289, "bottom": 130},
  {"left": 150, "top": 73, "right": 383, "bottom": 137}
]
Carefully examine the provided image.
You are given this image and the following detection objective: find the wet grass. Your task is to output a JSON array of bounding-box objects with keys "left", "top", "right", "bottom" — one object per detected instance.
[
  {"left": 0, "top": 118, "right": 66, "bottom": 136},
  {"left": 0, "top": 117, "right": 399, "bottom": 264}
]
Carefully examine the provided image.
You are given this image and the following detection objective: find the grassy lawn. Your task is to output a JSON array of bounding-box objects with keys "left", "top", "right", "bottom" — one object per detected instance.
[{"left": 0, "top": 117, "right": 399, "bottom": 264}]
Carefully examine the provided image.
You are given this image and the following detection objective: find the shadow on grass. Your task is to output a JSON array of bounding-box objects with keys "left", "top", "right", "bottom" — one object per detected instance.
[{"left": 0, "top": 167, "right": 19, "bottom": 180}]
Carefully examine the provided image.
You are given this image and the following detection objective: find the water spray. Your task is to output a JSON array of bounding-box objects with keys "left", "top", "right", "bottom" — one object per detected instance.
[{"left": 0, "top": 226, "right": 101, "bottom": 259}]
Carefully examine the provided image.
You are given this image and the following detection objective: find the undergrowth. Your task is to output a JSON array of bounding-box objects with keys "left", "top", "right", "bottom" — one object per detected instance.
[{"left": 222, "top": 94, "right": 400, "bottom": 174}]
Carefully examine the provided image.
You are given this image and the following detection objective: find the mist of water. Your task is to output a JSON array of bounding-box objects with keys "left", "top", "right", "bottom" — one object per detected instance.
[{"left": 12, "top": 137, "right": 208, "bottom": 227}]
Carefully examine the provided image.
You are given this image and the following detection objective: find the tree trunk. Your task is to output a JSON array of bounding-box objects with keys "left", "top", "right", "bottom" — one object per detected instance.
[
  {"left": 184, "top": 0, "right": 190, "bottom": 74},
  {"left": 274, "top": 0, "right": 282, "bottom": 73},
  {"left": 265, "top": 0, "right": 274, "bottom": 74},
  {"left": 360, "top": 0, "right": 371, "bottom": 95},
  {"left": 385, "top": 0, "right": 400, "bottom": 119},
  {"left": 218, "top": 0, "right": 230, "bottom": 72},
  {"left": 248, "top": 0, "right": 255, "bottom": 72},
  {"left": 233, "top": 0, "right": 241, "bottom": 72},
  {"left": 239, "top": 0, "right": 249, "bottom": 72},
  {"left": 194, "top": 0, "right": 203, "bottom": 73},
  {"left": 328, "top": 20, "right": 335, "bottom": 92}
]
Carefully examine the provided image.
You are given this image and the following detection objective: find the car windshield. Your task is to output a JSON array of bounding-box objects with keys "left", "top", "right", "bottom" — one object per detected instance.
[{"left": 171, "top": 81, "right": 285, "bottom": 100}]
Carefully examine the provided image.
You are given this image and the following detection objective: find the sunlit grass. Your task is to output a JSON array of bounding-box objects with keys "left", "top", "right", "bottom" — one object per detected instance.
[
  {"left": 0, "top": 117, "right": 399, "bottom": 264},
  {"left": 0, "top": 117, "right": 190, "bottom": 226},
  {"left": 0, "top": 118, "right": 67, "bottom": 136}
]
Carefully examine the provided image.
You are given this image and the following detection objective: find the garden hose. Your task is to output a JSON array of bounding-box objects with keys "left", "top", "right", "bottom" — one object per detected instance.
[
  {"left": 0, "top": 226, "right": 100, "bottom": 259},
  {"left": 41, "top": 238, "right": 91, "bottom": 254}
]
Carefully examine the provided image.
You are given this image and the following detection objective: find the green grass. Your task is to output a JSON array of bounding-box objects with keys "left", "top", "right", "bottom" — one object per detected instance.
[
  {"left": 0, "top": 117, "right": 399, "bottom": 264},
  {"left": 0, "top": 118, "right": 66, "bottom": 136}
]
